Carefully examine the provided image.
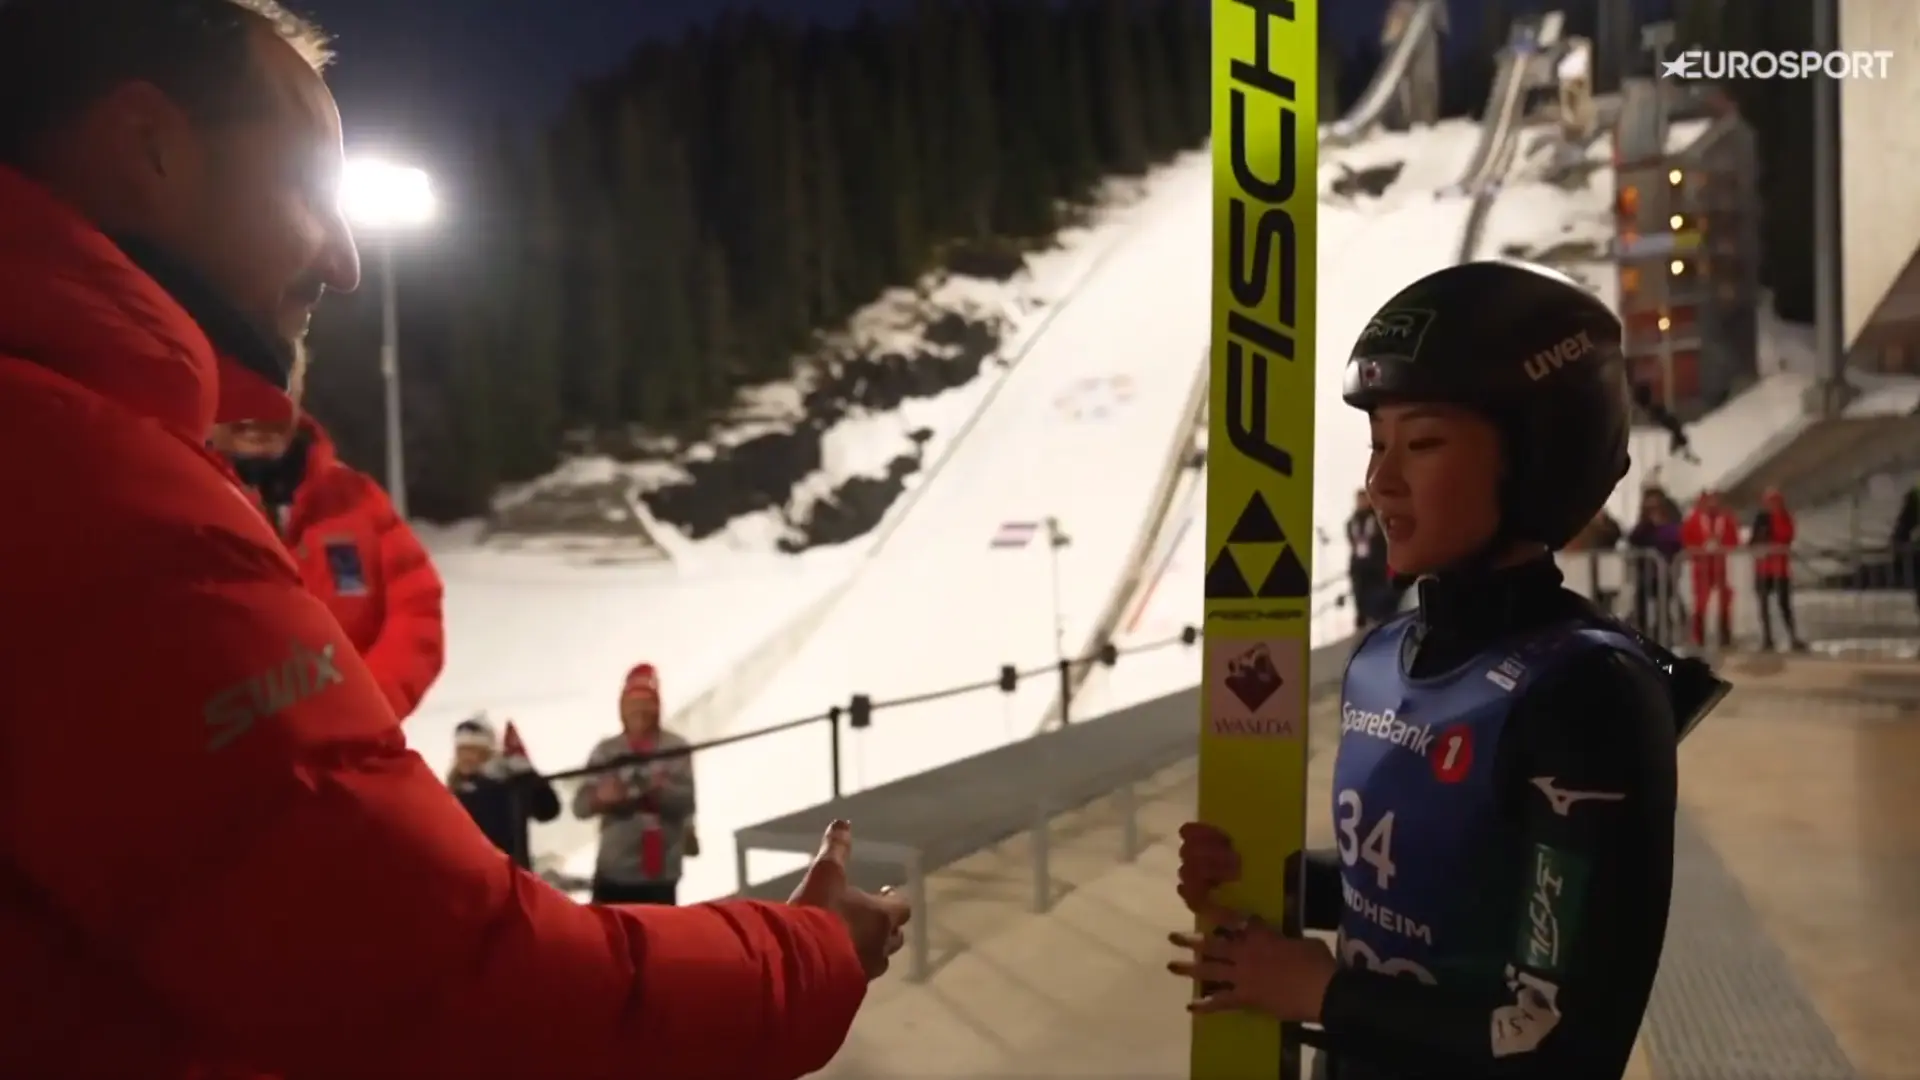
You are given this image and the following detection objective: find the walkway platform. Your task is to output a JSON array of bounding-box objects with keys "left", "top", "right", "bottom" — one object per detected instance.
[{"left": 816, "top": 655, "right": 1920, "bottom": 1079}]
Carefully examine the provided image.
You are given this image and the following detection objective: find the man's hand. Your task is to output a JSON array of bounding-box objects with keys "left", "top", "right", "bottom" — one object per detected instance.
[{"left": 790, "top": 820, "right": 911, "bottom": 979}]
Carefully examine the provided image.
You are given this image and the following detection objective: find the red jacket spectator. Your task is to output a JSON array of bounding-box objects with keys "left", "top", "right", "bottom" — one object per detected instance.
[
  {"left": 220, "top": 416, "right": 445, "bottom": 717},
  {"left": 1749, "top": 489, "right": 1796, "bottom": 579},
  {"left": 1680, "top": 492, "right": 1741, "bottom": 577},
  {"left": 1680, "top": 490, "right": 1740, "bottom": 646},
  {"left": 0, "top": 164, "right": 867, "bottom": 1077}
]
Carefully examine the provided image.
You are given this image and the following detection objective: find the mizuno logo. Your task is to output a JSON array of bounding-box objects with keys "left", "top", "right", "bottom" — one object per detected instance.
[{"left": 1529, "top": 776, "right": 1626, "bottom": 816}]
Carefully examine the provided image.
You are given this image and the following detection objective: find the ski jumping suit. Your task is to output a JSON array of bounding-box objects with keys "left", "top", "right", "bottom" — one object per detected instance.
[{"left": 1301, "top": 560, "right": 1678, "bottom": 1080}]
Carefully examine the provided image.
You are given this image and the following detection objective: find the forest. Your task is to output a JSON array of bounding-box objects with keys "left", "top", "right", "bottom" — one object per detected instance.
[
  {"left": 303, "top": 0, "right": 1814, "bottom": 523},
  {"left": 305, "top": 0, "right": 1213, "bottom": 521}
]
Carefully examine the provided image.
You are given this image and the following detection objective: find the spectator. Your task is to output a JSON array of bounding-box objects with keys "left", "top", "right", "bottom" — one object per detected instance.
[
  {"left": 1891, "top": 480, "right": 1920, "bottom": 606},
  {"left": 1346, "top": 488, "right": 1394, "bottom": 628},
  {"left": 1681, "top": 489, "right": 1741, "bottom": 648},
  {"left": 211, "top": 413, "right": 445, "bottom": 718},
  {"left": 574, "top": 663, "right": 697, "bottom": 906},
  {"left": 1627, "top": 490, "right": 1684, "bottom": 641},
  {"left": 0, "top": 2, "right": 906, "bottom": 1074},
  {"left": 1749, "top": 488, "right": 1807, "bottom": 651},
  {"left": 447, "top": 714, "right": 561, "bottom": 869}
]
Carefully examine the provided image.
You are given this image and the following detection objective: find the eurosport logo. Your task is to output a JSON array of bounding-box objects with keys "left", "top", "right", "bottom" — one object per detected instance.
[{"left": 1660, "top": 50, "right": 1893, "bottom": 81}]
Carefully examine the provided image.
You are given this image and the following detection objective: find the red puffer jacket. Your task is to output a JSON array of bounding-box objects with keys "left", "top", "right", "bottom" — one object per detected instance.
[
  {"left": 270, "top": 417, "right": 444, "bottom": 718},
  {"left": 0, "top": 165, "right": 866, "bottom": 1079}
]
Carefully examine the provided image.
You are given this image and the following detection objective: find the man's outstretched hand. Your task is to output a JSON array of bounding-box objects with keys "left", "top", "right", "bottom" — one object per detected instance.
[{"left": 790, "top": 820, "right": 911, "bottom": 979}]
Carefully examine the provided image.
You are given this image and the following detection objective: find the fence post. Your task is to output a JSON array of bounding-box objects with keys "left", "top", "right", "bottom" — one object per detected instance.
[
  {"left": 504, "top": 777, "right": 531, "bottom": 870},
  {"left": 827, "top": 706, "right": 844, "bottom": 800}
]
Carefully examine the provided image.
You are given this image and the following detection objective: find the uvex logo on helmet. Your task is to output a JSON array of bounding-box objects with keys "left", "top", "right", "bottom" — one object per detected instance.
[{"left": 1523, "top": 330, "right": 1597, "bottom": 382}]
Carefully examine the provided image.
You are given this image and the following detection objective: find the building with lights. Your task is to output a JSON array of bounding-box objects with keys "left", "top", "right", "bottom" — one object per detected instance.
[{"left": 1610, "top": 81, "right": 1760, "bottom": 421}]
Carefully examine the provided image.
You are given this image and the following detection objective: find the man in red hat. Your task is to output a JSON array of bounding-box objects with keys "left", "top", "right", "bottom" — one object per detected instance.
[{"left": 573, "top": 663, "right": 697, "bottom": 905}]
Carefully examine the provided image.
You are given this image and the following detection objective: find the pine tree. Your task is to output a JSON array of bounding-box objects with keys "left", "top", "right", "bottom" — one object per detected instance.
[
  {"left": 316, "top": 0, "right": 1226, "bottom": 518},
  {"left": 1160, "top": 0, "right": 1213, "bottom": 145},
  {"left": 1131, "top": 11, "right": 1177, "bottom": 160},
  {"left": 987, "top": 0, "right": 1061, "bottom": 236},
  {"left": 1049, "top": 7, "right": 1102, "bottom": 198},
  {"left": 1088, "top": 0, "right": 1149, "bottom": 174},
  {"left": 514, "top": 129, "right": 570, "bottom": 469},
  {"left": 803, "top": 83, "right": 855, "bottom": 325},
  {"left": 946, "top": 1, "right": 1000, "bottom": 236},
  {"left": 692, "top": 235, "right": 740, "bottom": 410}
]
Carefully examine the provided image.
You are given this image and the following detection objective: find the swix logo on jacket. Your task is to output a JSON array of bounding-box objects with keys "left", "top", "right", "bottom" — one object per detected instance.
[
  {"left": 1331, "top": 618, "right": 1640, "bottom": 988},
  {"left": 203, "top": 639, "right": 346, "bottom": 751}
]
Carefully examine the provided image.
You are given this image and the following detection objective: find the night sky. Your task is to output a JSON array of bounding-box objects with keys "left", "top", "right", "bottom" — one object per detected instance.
[
  {"left": 307, "top": 0, "right": 921, "bottom": 149},
  {"left": 301, "top": 0, "right": 1672, "bottom": 169},
  {"left": 301, "top": 0, "right": 1393, "bottom": 159}
]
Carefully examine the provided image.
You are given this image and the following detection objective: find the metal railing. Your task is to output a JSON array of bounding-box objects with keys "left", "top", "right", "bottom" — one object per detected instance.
[
  {"left": 471, "top": 567, "right": 1364, "bottom": 878},
  {"left": 1556, "top": 541, "right": 1920, "bottom": 654},
  {"left": 486, "top": 537, "right": 1920, "bottom": 879}
]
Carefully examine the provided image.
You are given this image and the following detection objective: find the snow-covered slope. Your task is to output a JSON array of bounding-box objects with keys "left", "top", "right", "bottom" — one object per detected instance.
[
  {"left": 405, "top": 537, "right": 859, "bottom": 779},
  {"left": 530, "top": 125, "right": 1494, "bottom": 900},
  {"left": 645, "top": 156, "right": 1215, "bottom": 897},
  {"left": 408, "top": 162, "right": 1206, "bottom": 779}
]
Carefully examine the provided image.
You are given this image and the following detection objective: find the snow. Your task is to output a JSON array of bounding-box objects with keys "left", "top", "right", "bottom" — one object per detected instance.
[
  {"left": 492, "top": 170, "right": 1175, "bottom": 562},
  {"left": 1557, "top": 41, "right": 1590, "bottom": 83},
  {"left": 408, "top": 160, "right": 1199, "bottom": 782},
  {"left": 473, "top": 108, "right": 1821, "bottom": 900},
  {"left": 1843, "top": 375, "right": 1920, "bottom": 417},
  {"left": 633, "top": 153, "right": 1220, "bottom": 901},
  {"left": 1321, "top": 119, "right": 1485, "bottom": 207},
  {"left": 521, "top": 123, "right": 1504, "bottom": 900},
  {"left": 407, "top": 546, "right": 862, "bottom": 776},
  {"left": 1473, "top": 126, "right": 1614, "bottom": 298},
  {"left": 1615, "top": 371, "right": 1814, "bottom": 514}
]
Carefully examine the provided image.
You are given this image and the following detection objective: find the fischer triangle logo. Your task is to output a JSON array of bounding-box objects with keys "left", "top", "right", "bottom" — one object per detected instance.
[{"left": 1204, "top": 492, "right": 1310, "bottom": 599}]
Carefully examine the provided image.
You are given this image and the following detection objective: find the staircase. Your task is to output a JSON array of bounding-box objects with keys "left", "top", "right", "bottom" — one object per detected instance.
[{"left": 1720, "top": 414, "right": 1920, "bottom": 512}]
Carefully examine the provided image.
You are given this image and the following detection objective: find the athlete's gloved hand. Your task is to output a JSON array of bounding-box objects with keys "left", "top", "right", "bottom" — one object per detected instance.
[
  {"left": 1176, "top": 822, "right": 1241, "bottom": 912},
  {"left": 1167, "top": 909, "right": 1337, "bottom": 1023}
]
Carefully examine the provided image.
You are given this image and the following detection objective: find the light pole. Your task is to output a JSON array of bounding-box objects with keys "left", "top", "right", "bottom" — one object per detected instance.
[
  {"left": 1044, "top": 516, "right": 1074, "bottom": 724},
  {"left": 1810, "top": 0, "right": 1846, "bottom": 413},
  {"left": 341, "top": 158, "right": 436, "bottom": 518}
]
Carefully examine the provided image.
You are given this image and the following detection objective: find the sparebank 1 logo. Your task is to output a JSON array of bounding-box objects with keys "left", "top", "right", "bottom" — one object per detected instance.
[{"left": 1660, "top": 49, "right": 1893, "bottom": 81}]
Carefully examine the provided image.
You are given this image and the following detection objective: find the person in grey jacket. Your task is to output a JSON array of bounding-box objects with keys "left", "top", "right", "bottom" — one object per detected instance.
[{"left": 572, "top": 663, "right": 696, "bottom": 905}]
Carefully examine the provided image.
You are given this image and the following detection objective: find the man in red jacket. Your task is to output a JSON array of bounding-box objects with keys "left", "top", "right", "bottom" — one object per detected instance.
[
  {"left": 1681, "top": 488, "right": 1741, "bottom": 648},
  {"left": 0, "top": 1, "right": 905, "bottom": 1076},
  {"left": 211, "top": 414, "right": 446, "bottom": 717}
]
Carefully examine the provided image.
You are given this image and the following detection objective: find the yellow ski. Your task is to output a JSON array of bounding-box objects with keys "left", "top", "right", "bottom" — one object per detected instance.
[{"left": 1193, "top": 1, "right": 1318, "bottom": 1078}]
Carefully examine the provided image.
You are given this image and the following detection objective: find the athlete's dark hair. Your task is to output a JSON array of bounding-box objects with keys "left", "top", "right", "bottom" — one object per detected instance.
[{"left": 0, "top": 0, "right": 330, "bottom": 166}]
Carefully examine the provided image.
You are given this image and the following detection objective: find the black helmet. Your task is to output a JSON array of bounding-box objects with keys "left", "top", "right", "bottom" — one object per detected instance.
[{"left": 1341, "top": 259, "right": 1629, "bottom": 551}]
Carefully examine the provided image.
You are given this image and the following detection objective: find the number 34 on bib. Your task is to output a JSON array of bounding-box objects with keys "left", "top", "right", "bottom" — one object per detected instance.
[{"left": 1334, "top": 788, "right": 1397, "bottom": 889}]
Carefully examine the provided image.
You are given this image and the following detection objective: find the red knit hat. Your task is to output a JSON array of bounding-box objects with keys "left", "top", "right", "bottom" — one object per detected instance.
[{"left": 622, "top": 663, "right": 660, "bottom": 701}]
